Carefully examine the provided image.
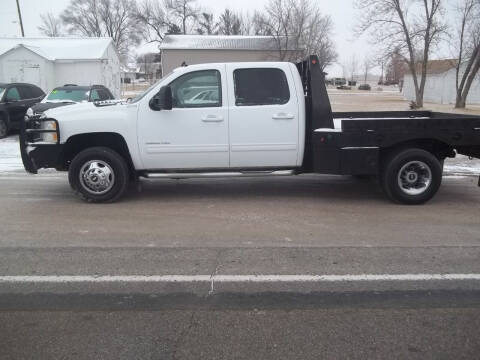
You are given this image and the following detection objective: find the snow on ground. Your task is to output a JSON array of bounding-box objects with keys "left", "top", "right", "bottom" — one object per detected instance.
[
  {"left": 1, "top": 135, "right": 479, "bottom": 177},
  {"left": 0, "top": 136, "right": 24, "bottom": 173}
]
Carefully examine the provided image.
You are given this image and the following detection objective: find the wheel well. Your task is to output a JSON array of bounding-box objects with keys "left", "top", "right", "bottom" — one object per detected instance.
[
  {"left": 380, "top": 139, "right": 454, "bottom": 163},
  {"left": 61, "top": 133, "right": 134, "bottom": 176}
]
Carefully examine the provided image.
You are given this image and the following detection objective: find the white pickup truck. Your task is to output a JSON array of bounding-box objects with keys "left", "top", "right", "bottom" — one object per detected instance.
[{"left": 21, "top": 56, "right": 480, "bottom": 204}]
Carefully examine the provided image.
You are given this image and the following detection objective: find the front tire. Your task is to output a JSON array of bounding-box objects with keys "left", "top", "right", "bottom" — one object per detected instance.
[
  {"left": 68, "top": 147, "right": 129, "bottom": 203},
  {"left": 382, "top": 148, "right": 442, "bottom": 205}
]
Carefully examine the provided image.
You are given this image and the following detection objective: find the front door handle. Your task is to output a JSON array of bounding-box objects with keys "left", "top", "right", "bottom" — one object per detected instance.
[
  {"left": 272, "top": 113, "right": 294, "bottom": 120},
  {"left": 202, "top": 115, "right": 224, "bottom": 123}
]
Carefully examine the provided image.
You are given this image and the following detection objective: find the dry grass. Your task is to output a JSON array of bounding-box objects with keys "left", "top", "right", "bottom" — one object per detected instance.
[{"left": 329, "top": 87, "right": 480, "bottom": 115}]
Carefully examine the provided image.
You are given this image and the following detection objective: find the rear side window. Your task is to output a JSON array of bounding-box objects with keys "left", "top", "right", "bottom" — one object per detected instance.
[
  {"left": 234, "top": 68, "right": 290, "bottom": 106},
  {"left": 30, "top": 86, "right": 45, "bottom": 98},
  {"left": 18, "top": 86, "right": 33, "bottom": 99}
]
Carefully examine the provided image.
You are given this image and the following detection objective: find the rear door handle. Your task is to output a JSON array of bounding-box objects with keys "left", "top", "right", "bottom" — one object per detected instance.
[
  {"left": 272, "top": 113, "right": 294, "bottom": 120},
  {"left": 202, "top": 115, "right": 224, "bottom": 123}
]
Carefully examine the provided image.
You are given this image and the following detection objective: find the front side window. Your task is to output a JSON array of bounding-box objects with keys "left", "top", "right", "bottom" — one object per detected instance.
[
  {"left": 99, "top": 89, "right": 112, "bottom": 100},
  {"left": 169, "top": 70, "right": 221, "bottom": 108},
  {"left": 90, "top": 89, "right": 101, "bottom": 101},
  {"left": 6, "top": 87, "right": 20, "bottom": 101},
  {"left": 234, "top": 68, "right": 290, "bottom": 106},
  {"left": 46, "top": 88, "right": 89, "bottom": 102}
]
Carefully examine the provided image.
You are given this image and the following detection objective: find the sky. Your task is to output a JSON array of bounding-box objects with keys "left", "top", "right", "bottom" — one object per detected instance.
[{"left": 0, "top": 0, "right": 451, "bottom": 76}]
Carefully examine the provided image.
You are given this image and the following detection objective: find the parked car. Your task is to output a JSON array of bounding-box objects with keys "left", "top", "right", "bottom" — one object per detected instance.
[
  {"left": 0, "top": 82, "right": 45, "bottom": 138},
  {"left": 358, "top": 84, "right": 371, "bottom": 91},
  {"left": 21, "top": 56, "right": 480, "bottom": 205},
  {"left": 26, "top": 84, "right": 114, "bottom": 117}
]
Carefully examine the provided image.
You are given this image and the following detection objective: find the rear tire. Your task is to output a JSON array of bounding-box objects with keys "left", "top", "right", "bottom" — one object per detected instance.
[
  {"left": 68, "top": 147, "right": 129, "bottom": 203},
  {"left": 0, "top": 117, "right": 8, "bottom": 139},
  {"left": 382, "top": 148, "right": 442, "bottom": 205}
]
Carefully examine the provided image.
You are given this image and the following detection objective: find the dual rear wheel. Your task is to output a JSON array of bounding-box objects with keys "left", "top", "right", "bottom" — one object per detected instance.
[{"left": 381, "top": 148, "right": 443, "bottom": 205}]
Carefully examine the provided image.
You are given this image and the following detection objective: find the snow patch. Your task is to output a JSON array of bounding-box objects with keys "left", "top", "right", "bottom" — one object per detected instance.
[{"left": 0, "top": 136, "right": 24, "bottom": 173}]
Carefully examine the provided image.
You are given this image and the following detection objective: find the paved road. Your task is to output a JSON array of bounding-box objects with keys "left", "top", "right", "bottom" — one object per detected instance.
[
  {"left": 1, "top": 174, "right": 480, "bottom": 359},
  {"left": 0, "top": 173, "right": 479, "bottom": 247}
]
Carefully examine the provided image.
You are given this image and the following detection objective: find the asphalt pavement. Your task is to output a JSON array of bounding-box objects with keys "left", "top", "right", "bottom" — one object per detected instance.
[{"left": 1, "top": 173, "right": 480, "bottom": 359}]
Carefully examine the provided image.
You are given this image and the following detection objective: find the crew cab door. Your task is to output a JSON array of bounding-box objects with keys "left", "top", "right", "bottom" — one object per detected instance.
[
  {"left": 137, "top": 66, "right": 229, "bottom": 170},
  {"left": 4, "top": 86, "right": 25, "bottom": 125},
  {"left": 226, "top": 64, "right": 299, "bottom": 167}
]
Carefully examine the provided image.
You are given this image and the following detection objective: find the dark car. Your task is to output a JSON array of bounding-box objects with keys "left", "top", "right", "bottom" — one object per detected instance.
[
  {"left": 0, "top": 83, "right": 45, "bottom": 138},
  {"left": 358, "top": 84, "right": 372, "bottom": 91},
  {"left": 28, "top": 84, "right": 115, "bottom": 117}
]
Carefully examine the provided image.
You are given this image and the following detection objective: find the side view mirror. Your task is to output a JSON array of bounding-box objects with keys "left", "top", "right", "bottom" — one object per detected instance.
[{"left": 149, "top": 86, "right": 173, "bottom": 111}]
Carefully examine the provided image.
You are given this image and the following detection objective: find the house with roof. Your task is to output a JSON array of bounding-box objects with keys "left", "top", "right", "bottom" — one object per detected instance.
[
  {"left": 159, "top": 35, "right": 300, "bottom": 75},
  {"left": 0, "top": 37, "right": 121, "bottom": 97},
  {"left": 403, "top": 59, "right": 480, "bottom": 105}
]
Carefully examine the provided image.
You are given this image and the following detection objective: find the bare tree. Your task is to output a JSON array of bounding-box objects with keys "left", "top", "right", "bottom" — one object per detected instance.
[
  {"left": 164, "top": 0, "right": 199, "bottom": 35},
  {"left": 258, "top": 0, "right": 337, "bottom": 68},
  {"left": 217, "top": 9, "right": 243, "bottom": 35},
  {"left": 454, "top": 0, "right": 480, "bottom": 108},
  {"left": 134, "top": 0, "right": 169, "bottom": 43},
  {"left": 349, "top": 55, "right": 358, "bottom": 82},
  {"left": 363, "top": 57, "right": 373, "bottom": 84},
  {"left": 250, "top": 11, "right": 273, "bottom": 36},
  {"left": 196, "top": 12, "right": 217, "bottom": 35},
  {"left": 38, "top": 12, "right": 62, "bottom": 37},
  {"left": 61, "top": 0, "right": 141, "bottom": 59},
  {"left": 355, "top": 0, "right": 448, "bottom": 108}
]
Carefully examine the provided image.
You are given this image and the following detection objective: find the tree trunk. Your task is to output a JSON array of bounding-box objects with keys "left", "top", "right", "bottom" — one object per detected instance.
[
  {"left": 458, "top": 54, "right": 480, "bottom": 108},
  {"left": 456, "top": 48, "right": 480, "bottom": 108}
]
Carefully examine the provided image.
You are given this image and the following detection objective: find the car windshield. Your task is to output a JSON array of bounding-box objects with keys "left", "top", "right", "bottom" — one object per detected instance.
[
  {"left": 0, "top": 87, "right": 5, "bottom": 100},
  {"left": 46, "top": 88, "right": 89, "bottom": 102}
]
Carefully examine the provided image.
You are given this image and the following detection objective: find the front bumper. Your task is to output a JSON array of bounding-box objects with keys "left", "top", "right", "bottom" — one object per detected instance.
[{"left": 20, "top": 115, "right": 63, "bottom": 174}]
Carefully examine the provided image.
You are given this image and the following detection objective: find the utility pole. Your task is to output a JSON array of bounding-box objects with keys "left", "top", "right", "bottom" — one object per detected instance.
[{"left": 16, "top": 0, "right": 25, "bottom": 37}]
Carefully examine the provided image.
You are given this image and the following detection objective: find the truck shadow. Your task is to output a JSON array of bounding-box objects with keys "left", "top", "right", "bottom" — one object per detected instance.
[
  {"left": 128, "top": 175, "right": 387, "bottom": 203},
  {"left": 121, "top": 175, "right": 478, "bottom": 206}
]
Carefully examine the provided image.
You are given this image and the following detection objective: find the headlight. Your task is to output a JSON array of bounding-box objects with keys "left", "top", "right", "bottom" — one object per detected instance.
[
  {"left": 41, "top": 121, "right": 58, "bottom": 143},
  {"left": 26, "top": 108, "right": 33, "bottom": 117}
]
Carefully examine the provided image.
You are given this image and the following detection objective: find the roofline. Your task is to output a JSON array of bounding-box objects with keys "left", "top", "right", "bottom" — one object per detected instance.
[
  {"left": 0, "top": 37, "right": 118, "bottom": 61},
  {"left": 0, "top": 36, "right": 114, "bottom": 40},
  {"left": 159, "top": 47, "right": 301, "bottom": 51}
]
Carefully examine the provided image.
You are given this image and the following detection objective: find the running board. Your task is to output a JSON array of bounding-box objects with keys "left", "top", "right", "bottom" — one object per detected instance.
[{"left": 141, "top": 170, "right": 295, "bottom": 180}]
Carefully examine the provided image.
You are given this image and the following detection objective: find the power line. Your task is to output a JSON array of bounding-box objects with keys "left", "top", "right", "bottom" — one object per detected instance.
[{"left": 16, "top": 0, "right": 25, "bottom": 37}]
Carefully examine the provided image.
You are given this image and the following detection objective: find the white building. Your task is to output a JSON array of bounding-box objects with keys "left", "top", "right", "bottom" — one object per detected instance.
[
  {"left": 403, "top": 59, "right": 480, "bottom": 105},
  {"left": 0, "top": 37, "right": 121, "bottom": 97},
  {"left": 159, "top": 35, "right": 300, "bottom": 75}
]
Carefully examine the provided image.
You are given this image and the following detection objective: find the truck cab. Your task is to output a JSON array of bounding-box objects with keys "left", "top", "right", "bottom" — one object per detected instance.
[
  {"left": 20, "top": 56, "right": 480, "bottom": 204},
  {"left": 135, "top": 62, "right": 305, "bottom": 170}
]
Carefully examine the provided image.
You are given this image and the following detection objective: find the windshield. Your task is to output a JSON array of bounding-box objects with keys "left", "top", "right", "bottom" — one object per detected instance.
[
  {"left": 46, "top": 88, "right": 90, "bottom": 102},
  {"left": 0, "top": 87, "right": 5, "bottom": 100}
]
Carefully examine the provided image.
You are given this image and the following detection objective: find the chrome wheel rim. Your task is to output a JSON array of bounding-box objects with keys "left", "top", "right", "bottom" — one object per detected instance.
[
  {"left": 0, "top": 120, "right": 7, "bottom": 137},
  {"left": 397, "top": 161, "right": 432, "bottom": 196},
  {"left": 79, "top": 160, "right": 115, "bottom": 195}
]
